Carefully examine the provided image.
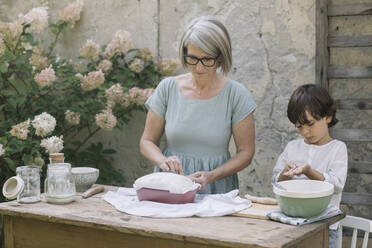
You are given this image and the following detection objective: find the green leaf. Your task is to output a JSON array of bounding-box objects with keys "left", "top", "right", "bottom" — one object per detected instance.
[
  {"left": 24, "top": 33, "right": 34, "bottom": 44},
  {"left": 0, "top": 63, "right": 8, "bottom": 73},
  {"left": 102, "top": 149, "right": 116, "bottom": 154},
  {"left": 4, "top": 157, "right": 17, "bottom": 172},
  {"left": 22, "top": 154, "right": 33, "bottom": 165},
  {"left": 50, "top": 24, "right": 59, "bottom": 35},
  {"left": 71, "top": 140, "right": 82, "bottom": 146}
]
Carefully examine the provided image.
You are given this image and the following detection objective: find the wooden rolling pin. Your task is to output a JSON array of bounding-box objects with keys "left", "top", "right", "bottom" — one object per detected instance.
[
  {"left": 244, "top": 194, "right": 278, "bottom": 205},
  {"left": 82, "top": 186, "right": 105, "bottom": 199}
]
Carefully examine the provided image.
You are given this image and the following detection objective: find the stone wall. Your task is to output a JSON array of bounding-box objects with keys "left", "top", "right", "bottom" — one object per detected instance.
[{"left": 1, "top": 0, "right": 319, "bottom": 196}]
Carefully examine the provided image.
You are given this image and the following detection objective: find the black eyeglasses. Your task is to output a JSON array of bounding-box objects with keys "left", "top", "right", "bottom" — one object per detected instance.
[{"left": 183, "top": 55, "right": 219, "bottom": 67}]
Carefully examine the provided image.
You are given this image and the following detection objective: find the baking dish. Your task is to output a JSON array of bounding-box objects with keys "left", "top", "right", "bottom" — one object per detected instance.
[
  {"left": 133, "top": 172, "right": 200, "bottom": 204},
  {"left": 136, "top": 187, "right": 199, "bottom": 204}
]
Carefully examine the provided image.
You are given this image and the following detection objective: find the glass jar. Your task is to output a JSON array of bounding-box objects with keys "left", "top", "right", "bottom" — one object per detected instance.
[
  {"left": 16, "top": 166, "right": 41, "bottom": 203},
  {"left": 45, "top": 163, "right": 75, "bottom": 204}
]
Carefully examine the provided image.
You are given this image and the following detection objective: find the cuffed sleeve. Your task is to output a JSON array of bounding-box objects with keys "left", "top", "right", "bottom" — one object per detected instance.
[
  {"left": 272, "top": 145, "right": 289, "bottom": 182},
  {"left": 323, "top": 143, "right": 348, "bottom": 194}
]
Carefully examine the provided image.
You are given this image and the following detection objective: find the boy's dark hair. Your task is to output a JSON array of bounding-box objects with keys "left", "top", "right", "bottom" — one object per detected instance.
[{"left": 287, "top": 84, "right": 338, "bottom": 128}]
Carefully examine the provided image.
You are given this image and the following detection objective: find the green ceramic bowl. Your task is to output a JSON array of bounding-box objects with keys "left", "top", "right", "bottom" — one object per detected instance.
[{"left": 273, "top": 180, "right": 334, "bottom": 219}]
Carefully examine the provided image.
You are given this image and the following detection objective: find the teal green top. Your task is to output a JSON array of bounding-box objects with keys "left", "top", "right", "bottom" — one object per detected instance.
[{"left": 145, "top": 77, "right": 256, "bottom": 194}]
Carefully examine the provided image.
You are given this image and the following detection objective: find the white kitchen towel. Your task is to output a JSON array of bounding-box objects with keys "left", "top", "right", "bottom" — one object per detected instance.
[
  {"left": 266, "top": 205, "right": 342, "bottom": 226},
  {"left": 102, "top": 188, "right": 251, "bottom": 218}
]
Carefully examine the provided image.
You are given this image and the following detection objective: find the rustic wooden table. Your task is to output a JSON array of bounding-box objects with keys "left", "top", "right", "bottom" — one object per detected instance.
[{"left": 0, "top": 185, "right": 344, "bottom": 248}]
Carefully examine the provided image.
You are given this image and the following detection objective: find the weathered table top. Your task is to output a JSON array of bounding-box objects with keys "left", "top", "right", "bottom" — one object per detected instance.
[{"left": 0, "top": 185, "right": 344, "bottom": 248}]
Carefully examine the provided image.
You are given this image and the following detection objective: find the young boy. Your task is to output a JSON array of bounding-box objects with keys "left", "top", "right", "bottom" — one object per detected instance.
[{"left": 272, "top": 84, "right": 348, "bottom": 248}]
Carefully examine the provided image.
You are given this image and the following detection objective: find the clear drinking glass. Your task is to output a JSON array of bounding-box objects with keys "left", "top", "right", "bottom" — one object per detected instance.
[{"left": 16, "top": 166, "right": 41, "bottom": 203}]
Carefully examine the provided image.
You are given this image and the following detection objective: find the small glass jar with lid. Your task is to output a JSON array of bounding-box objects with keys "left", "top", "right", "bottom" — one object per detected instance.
[{"left": 16, "top": 165, "right": 41, "bottom": 203}]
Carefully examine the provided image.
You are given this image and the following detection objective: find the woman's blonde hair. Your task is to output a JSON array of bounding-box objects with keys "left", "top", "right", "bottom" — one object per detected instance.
[{"left": 179, "top": 16, "right": 232, "bottom": 75}]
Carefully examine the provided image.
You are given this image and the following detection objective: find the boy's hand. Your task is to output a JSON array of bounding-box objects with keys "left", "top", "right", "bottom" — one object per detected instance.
[
  {"left": 283, "top": 164, "right": 310, "bottom": 177},
  {"left": 281, "top": 161, "right": 297, "bottom": 178}
]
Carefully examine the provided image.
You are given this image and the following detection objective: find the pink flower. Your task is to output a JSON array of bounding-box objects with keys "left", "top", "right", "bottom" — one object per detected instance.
[
  {"left": 0, "top": 21, "right": 23, "bottom": 48},
  {"left": 80, "top": 70, "right": 105, "bottom": 91},
  {"left": 19, "top": 7, "right": 48, "bottom": 34},
  {"left": 0, "top": 144, "right": 4, "bottom": 156},
  {"left": 65, "top": 110, "right": 80, "bottom": 125},
  {"left": 0, "top": 35, "right": 5, "bottom": 57},
  {"left": 140, "top": 47, "right": 153, "bottom": 62},
  {"left": 97, "top": 59, "right": 113, "bottom": 73},
  {"left": 10, "top": 119, "right": 30, "bottom": 140},
  {"left": 129, "top": 87, "right": 154, "bottom": 105},
  {"left": 34, "top": 66, "right": 56, "bottom": 87},
  {"left": 105, "top": 84, "right": 124, "bottom": 104},
  {"left": 80, "top": 39, "right": 100, "bottom": 60},
  {"left": 58, "top": 0, "right": 84, "bottom": 28},
  {"left": 129, "top": 58, "right": 144, "bottom": 73},
  {"left": 141, "top": 88, "right": 155, "bottom": 99},
  {"left": 157, "top": 58, "right": 179, "bottom": 76},
  {"left": 29, "top": 53, "right": 50, "bottom": 70},
  {"left": 70, "top": 60, "right": 84, "bottom": 72},
  {"left": 104, "top": 30, "right": 133, "bottom": 58},
  {"left": 120, "top": 93, "right": 131, "bottom": 108},
  {"left": 95, "top": 109, "right": 117, "bottom": 130}
]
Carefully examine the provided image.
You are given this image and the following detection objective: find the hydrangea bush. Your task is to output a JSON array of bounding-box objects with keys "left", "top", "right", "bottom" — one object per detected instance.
[{"left": 0, "top": 1, "right": 179, "bottom": 194}]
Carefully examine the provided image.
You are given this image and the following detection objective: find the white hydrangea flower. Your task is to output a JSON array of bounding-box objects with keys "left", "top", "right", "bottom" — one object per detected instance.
[
  {"left": 19, "top": 7, "right": 49, "bottom": 34},
  {"left": 129, "top": 58, "right": 144, "bottom": 73},
  {"left": 97, "top": 59, "right": 113, "bottom": 73},
  {"left": 40, "top": 136, "right": 63, "bottom": 154},
  {"left": 104, "top": 30, "right": 133, "bottom": 58},
  {"left": 80, "top": 39, "right": 100, "bottom": 60},
  {"left": 34, "top": 65, "right": 56, "bottom": 87},
  {"left": 0, "top": 144, "right": 5, "bottom": 156},
  {"left": 32, "top": 112, "right": 56, "bottom": 137},
  {"left": 65, "top": 110, "right": 80, "bottom": 125},
  {"left": 0, "top": 35, "right": 5, "bottom": 57},
  {"left": 95, "top": 108, "right": 117, "bottom": 130},
  {"left": 80, "top": 70, "right": 105, "bottom": 91},
  {"left": 10, "top": 119, "right": 30, "bottom": 140},
  {"left": 58, "top": 0, "right": 84, "bottom": 28}
]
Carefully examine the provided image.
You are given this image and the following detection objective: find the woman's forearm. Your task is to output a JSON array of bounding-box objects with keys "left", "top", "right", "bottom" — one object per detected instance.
[
  {"left": 209, "top": 149, "right": 253, "bottom": 182},
  {"left": 140, "top": 139, "right": 166, "bottom": 167}
]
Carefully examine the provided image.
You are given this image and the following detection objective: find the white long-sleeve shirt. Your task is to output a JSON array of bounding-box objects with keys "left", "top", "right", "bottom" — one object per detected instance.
[{"left": 273, "top": 138, "right": 348, "bottom": 229}]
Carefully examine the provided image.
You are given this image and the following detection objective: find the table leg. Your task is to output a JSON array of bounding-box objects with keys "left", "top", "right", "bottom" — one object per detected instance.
[
  {"left": 294, "top": 227, "right": 329, "bottom": 248},
  {"left": 3, "top": 216, "right": 15, "bottom": 248}
]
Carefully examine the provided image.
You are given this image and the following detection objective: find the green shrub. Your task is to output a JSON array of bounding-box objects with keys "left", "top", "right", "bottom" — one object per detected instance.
[{"left": 0, "top": 1, "right": 179, "bottom": 198}]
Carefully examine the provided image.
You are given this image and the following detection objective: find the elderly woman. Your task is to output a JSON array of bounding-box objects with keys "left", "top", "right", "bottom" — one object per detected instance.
[{"left": 140, "top": 16, "right": 256, "bottom": 194}]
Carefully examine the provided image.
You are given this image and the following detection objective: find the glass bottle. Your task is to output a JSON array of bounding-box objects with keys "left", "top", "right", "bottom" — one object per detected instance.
[
  {"left": 45, "top": 163, "right": 76, "bottom": 204},
  {"left": 47, "top": 153, "right": 71, "bottom": 176},
  {"left": 16, "top": 166, "right": 41, "bottom": 203}
]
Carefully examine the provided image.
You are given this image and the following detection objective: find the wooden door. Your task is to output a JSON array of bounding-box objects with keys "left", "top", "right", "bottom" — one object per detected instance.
[{"left": 316, "top": 0, "right": 372, "bottom": 220}]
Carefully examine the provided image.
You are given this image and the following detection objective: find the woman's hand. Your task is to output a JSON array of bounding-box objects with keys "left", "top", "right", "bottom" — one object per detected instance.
[
  {"left": 159, "top": 156, "right": 183, "bottom": 175},
  {"left": 188, "top": 171, "right": 213, "bottom": 192}
]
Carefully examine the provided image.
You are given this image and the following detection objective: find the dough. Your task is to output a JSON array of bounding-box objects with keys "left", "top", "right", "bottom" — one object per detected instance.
[{"left": 133, "top": 172, "right": 200, "bottom": 194}]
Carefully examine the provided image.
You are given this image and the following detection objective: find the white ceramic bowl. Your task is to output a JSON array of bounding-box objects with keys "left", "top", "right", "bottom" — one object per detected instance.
[
  {"left": 273, "top": 180, "right": 334, "bottom": 218},
  {"left": 71, "top": 167, "right": 99, "bottom": 192}
]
